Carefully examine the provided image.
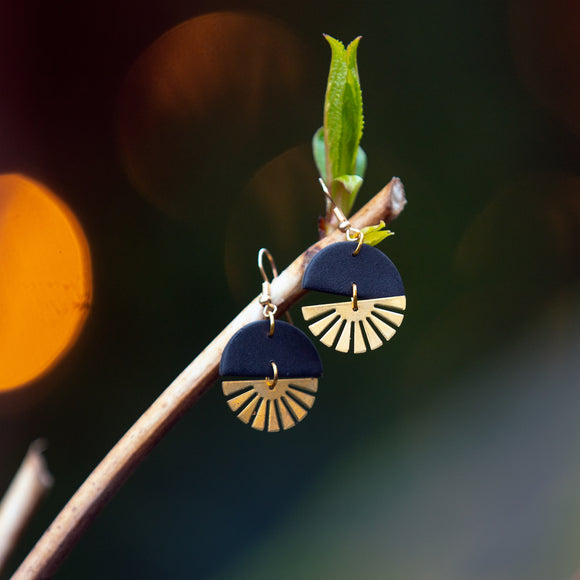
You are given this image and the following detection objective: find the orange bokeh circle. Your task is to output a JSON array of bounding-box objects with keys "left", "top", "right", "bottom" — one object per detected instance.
[
  {"left": 0, "top": 174, "right": 92, "bottom": 392},
  {"left": 117, "top": 11, "right": 312, "bottom": 222}
]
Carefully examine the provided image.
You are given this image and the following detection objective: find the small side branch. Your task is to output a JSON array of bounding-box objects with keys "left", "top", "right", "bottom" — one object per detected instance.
[
  {"left": 0, "top": 441, "right": 53, "bottom": 576},
  {"left": 12, "top": 178, "right": 406, "bottom": 580}
]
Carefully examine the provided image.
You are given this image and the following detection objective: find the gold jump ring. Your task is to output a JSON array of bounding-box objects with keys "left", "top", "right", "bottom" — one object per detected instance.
[{"left": 266, "top": 361, "right": 278, "bottom": 389}]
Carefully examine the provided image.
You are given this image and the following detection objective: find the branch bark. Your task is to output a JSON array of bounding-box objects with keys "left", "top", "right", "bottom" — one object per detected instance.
[
  {"left": 12, "top": 178, "right": 406, "bottom": 579},
  {"left": 0, "top": 440, "right": 53, "bottom": 577}
]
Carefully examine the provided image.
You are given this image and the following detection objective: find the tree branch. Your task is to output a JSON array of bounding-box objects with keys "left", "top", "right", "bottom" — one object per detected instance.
[
  {"left": 0, "top": 440, "right": 53, "bottom": 577},
  {"left": 12, "top": 178, "right": 406, "bottom": 579}
]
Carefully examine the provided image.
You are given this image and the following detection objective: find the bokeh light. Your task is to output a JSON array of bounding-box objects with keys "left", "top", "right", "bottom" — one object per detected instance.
[
  {"left": 117, "top": 11, "right": 315, "bottom": 222},
  {"left": 0, "top": 174, "right": 92, "bottom": 392},
  {"left": 405, "top": 172, "right": 579, "bottom": 386},
  {"left": 224, "top": 144, "right": 321, "bottom": 304},
  {"left": 2, "top": 1, "right": 580, "bottom": 578}
]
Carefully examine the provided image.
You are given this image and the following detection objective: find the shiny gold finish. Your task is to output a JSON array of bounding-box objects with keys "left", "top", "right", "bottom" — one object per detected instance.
[
  {"left": 263, "top": 306, "right": 276, "bottom": 336},
  {"left": 222, "top": 378, "right": 318, "bottom": 431},
  {"left": 319, "top": 178, "right": 348, "bottom": 224},
  {"left": 266, "top": 361, "right": 278, "bottom": 389},
  {"left": 258, "top": 248, "right": 279, "bottom": 283},
  {"left": 258, "top": 248, "right": 278, "bottom": 336},
  {"left": 352, "top": 283, "right": 358, "bottom": 311},
  {"left": 318, "top": 178, "right": 364, "bottom": 254},
  {"left": 268, "top": 312, "right": 275, "bottom": 336},
  {"left": 257, "top": 247, "right": 291, "bottom": 329},
  {"left": 346, "top": 226, "right": 364, "bottom": 255},
  {"left": 302, "top": 295, "right": 406, "bottom": 354}
]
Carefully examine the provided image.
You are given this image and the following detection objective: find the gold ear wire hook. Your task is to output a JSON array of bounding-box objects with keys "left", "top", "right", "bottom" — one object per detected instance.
[
  {"left": 257, "top": 248, "right": 292, "bottom": 335},
  {"left": 258, "top": 248, "right": 278, "bottom": 304},
  {"left": 318, "top": 178, "right": 364, "bottom": 256}
]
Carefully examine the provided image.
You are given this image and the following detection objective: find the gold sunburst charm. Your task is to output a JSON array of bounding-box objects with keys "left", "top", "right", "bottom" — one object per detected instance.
[
  {"left": 302, "top": 295, "right": 406, "bottom": 354},
  {"left": 222, "top": 378, "right": 318, "bottom": 432}
]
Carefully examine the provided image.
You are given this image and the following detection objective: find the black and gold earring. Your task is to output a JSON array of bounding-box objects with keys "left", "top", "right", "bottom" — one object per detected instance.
[
  {"left": 220, "top": 249, "right": 323, "bottom": 432},
  {"left": 301, "top": 181, "right": 406, "bottom": 354}
]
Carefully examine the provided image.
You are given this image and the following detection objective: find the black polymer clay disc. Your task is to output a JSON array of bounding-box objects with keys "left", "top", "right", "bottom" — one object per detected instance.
[
  {"left": 300, "top": 241, "right": 406, "bottom": 354},
  {"left": 219, "top": 320, "right": 323, "bottom": 379},
  {"left": 302, "top": 241, "right": 404, "bottom": 299}
]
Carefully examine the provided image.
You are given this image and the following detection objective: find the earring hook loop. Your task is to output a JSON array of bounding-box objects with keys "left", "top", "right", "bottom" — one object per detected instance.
[
  {"left": 258, "top": 248, "right": 278, "bottom": 324},
  {"left": 318, "top": 178, "right": 364, "bottom": 255},
  {"left": 258, "top": 248, "right": 278, "bottom": 283},
  {"left": 257, "top": 248, "right": 292, "bottom": 336}
]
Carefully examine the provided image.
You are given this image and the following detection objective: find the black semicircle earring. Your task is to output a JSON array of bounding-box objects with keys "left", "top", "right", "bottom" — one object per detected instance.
[
  {"left": 220, "top": 248, "right": 323, "bottom": 432},
  {"left": 301, "top": 180, "right": 406, "bottom": 354}
]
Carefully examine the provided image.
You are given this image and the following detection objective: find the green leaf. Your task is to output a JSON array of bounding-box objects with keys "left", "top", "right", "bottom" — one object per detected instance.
[
  {"left": 323, "top": 35, "right": 348, "bottom": 185},
  {"left": 361, "top": 220, "right": 395, "bottom": 246},
  {"left": 331, "top": 174, "right": 363, "bottom": 216},
  {"left": 312, "top": 127, "right": 326, "bottom": 182},
  {"left": 323, "top": 35, "right": 364, "bottom": 190},
  {"left": 340, "top": 37, "right": 363, "bottom": 175},
  {"left": 313, "top": 129, "right": 366, "bottom": 184}
]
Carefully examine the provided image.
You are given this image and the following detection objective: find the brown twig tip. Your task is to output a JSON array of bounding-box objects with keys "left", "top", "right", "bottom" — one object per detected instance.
[
  {"left": 0, "top": 440, "right": 54, "bottom": 576},
  {"left": 389, "top": 177, "right": 407, "bottom": 216},
  {"left": 12, "top": 178, "right": 406, "bottom": 580}
]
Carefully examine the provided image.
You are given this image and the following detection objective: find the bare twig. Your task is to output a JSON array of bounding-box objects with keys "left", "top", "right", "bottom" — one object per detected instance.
[
  {"left": 12, "top": 178, "right": 406, "bottom": 579},
  {"left": 0, "top": 441, "right": 53, "bottom": 576}
]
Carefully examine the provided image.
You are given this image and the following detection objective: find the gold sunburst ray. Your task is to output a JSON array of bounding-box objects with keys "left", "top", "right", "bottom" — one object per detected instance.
[
  {"left": 222, "top": 378, "right": 318, "bottom": 431},
  {"left": 301, "top": 295, "right": 406, "bottom": 354}
]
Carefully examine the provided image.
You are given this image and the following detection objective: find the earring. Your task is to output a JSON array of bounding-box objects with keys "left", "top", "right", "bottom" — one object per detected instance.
[
  {"left": 220, "top": 249, "right": 323, "bottom": 432},
  {"left": 301, "top": 180, "right": 406, "bottom": 354}
]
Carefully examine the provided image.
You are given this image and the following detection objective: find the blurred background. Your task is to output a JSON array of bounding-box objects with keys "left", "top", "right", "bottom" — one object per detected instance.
[{"left": 0, "top": 0, "right": 579, "bottom": 578}]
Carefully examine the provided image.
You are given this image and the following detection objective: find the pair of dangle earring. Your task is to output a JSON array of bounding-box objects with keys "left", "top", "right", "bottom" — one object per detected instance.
[
  {"left": 220, "top": 183, "right": 406, "bottom": 430},
  {"left": 301, "top": 180, "right": 406, "bottom": 354},
  {"left": 219, "top": 249, "right": 323, "bottom": 432}
]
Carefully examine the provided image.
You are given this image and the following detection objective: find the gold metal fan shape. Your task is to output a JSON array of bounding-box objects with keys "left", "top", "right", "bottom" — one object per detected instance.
[
  {"left": 302, "top": 294, "right": 406, "bottom": 354},
  {"left": 222, "top": 376, "right": 318, "bottom": 432}
]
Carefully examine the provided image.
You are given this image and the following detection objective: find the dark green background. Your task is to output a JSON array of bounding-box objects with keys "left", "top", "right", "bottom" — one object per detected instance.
[{"left": 1, "top": 0, "right": 579, "bottom": 578}]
